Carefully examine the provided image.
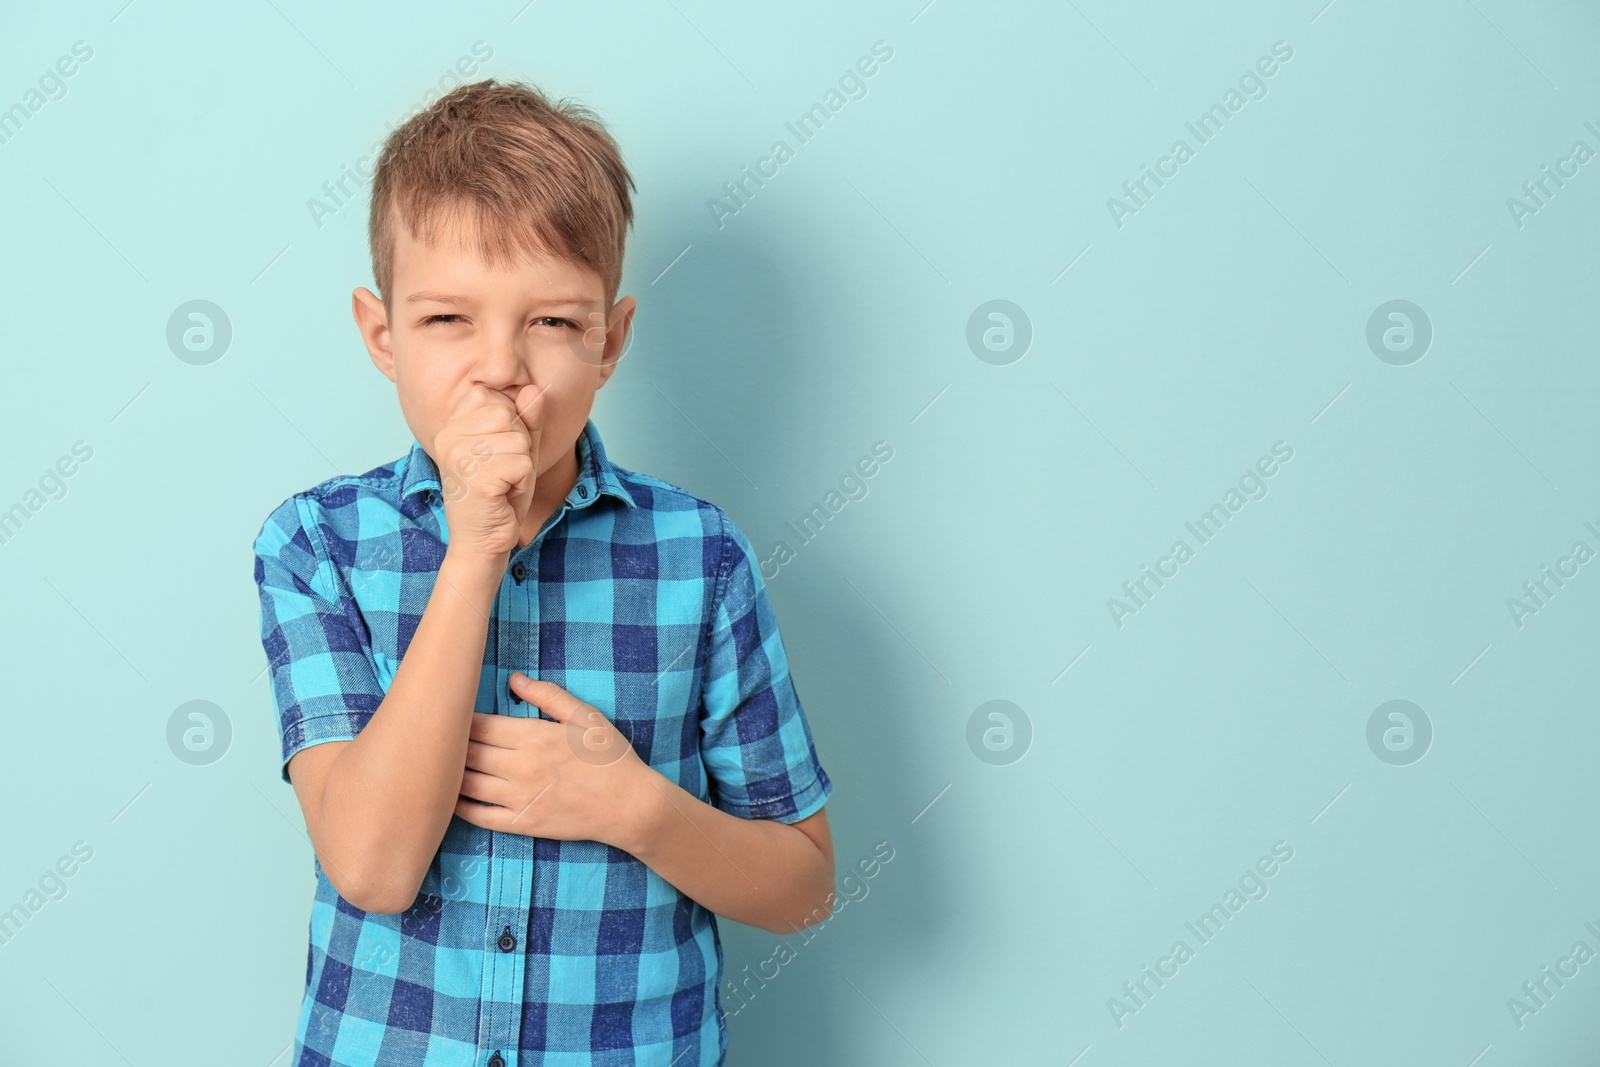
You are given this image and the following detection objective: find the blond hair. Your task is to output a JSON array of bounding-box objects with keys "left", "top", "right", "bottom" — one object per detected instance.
[{"left": 367, "top": 78, "right": 635, "bottom": 313}]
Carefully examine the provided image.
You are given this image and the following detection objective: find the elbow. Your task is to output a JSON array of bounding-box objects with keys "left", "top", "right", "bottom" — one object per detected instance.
[
  {"left": 325, "top": 858, "right": 421, "bottom": 916},
  {"left": 354, "top": 887, "right": 414, "bottom": 916},
  {"left": 767, "top": 870, "right": 839, "bottom": 936},
  {"left": 341, "top": 879, "right": 419, "bottom": 916},
  {"left": 767, "top": 897, "right": 833, "bottom": 936}
]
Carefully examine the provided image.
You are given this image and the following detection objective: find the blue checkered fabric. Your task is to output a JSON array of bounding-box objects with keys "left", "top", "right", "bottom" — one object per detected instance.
[{"left": 252, "top": 417, "right": 832, "bottom": 1066}]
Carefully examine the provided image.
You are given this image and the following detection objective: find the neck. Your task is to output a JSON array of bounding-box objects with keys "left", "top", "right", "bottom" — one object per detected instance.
[{"left": 517, "top": 440, "right": 580, "bottom": 546}]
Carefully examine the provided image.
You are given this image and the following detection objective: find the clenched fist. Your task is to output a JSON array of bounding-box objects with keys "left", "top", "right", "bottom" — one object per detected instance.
[{"left": 431, "top": 382, "right": 546, "bottom": 560}]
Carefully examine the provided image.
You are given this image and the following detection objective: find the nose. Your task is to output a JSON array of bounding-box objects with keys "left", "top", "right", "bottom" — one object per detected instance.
[{"left": 474, "top": 329, "right": 533, "bottom": 396}]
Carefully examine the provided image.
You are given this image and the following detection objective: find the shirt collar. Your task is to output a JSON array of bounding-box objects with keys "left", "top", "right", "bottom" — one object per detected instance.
[{"left": 399, "top": 417, "right": 636, "bottom": 513}]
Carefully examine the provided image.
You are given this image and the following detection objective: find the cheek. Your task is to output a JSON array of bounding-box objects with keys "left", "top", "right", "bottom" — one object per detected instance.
[
  {"left": 393, "top": 350, "right": 453, "bottom": 394},
  {"left": 545, "top": 327, "right": 611, "bottom": 375},
  {"left": 543, "top": 338, "right": 603, "bottom": 379},
  {"left": 392, "top": 356, "right": 463, "bottom": 440},
  {"left": 533, "top": 355, "right": 602, "bottom": 412}
]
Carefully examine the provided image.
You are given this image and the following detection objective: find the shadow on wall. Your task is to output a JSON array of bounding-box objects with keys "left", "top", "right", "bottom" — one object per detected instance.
[{"left": 601, "top": 201, "right": 959, "bottom": 1065}]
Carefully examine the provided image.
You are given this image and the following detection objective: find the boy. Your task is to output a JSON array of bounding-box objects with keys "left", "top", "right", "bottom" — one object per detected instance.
[{"left": 252, "top": 79, "right": 835, "bottom": 1067}]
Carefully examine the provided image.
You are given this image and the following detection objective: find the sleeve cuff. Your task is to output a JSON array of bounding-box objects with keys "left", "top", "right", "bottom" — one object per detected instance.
[{"left": 715, "top": 765, "right": 833, "bottom": 823}]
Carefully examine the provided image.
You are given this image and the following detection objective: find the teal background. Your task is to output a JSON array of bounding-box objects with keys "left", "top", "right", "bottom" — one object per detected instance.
[{"left": 2, "top": 0, "right": 1598, "bottom": 1063}]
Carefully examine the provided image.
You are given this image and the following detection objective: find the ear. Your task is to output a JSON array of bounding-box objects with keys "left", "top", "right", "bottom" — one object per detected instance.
[
  {"left": 596, "top": 295, "right": 637, "bottom": 389},
  {"left": 352, "top": 286, "right": 397, "bottom": 383}
]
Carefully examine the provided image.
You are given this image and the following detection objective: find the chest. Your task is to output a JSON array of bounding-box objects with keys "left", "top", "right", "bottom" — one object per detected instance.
[{"left": 343, "top": 521, "right": 717, "bottom": 779}]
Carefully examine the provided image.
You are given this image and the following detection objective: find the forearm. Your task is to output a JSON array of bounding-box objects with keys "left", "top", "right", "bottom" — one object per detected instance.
[
  {"left": 318, "top": 548, "right": 503, "bottom": 908},
  {"left": 622, "top": 768, "right": 834, "bottom": 935}
]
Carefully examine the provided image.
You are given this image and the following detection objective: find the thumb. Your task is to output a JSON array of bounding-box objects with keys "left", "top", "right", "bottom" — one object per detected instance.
[
  {"left": 510, "top": 674, "right": 628, "bottom": 766},
  {"left": 509, "top": 673, "right": 592, "bottom": 724},
  {"left": 506, "top": 384, "right": 547, "bottom": 526}
]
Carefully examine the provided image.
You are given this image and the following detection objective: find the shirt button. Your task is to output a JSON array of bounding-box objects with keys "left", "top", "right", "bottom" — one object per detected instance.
[
  {"left": 577, "top": 484, "right": 588, "bottom": 499},
  {"left": 511, "top": 561, "right": 527, "bottom": 583},
  {"left": 498, "top": 926, "right": 517, "bottom": 952},
  {"left": 488, "top": 1054, "right": 505, "bottom": 1067}
]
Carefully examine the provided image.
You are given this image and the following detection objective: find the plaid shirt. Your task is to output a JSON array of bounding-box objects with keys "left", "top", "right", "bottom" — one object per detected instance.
[{"left": 252, "top": 417, "right": 832, "bottom": 1067}]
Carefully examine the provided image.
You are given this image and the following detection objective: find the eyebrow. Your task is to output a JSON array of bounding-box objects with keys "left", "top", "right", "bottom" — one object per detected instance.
[{"left": 405, "top": 290, "right": 597, "bottom": 308}]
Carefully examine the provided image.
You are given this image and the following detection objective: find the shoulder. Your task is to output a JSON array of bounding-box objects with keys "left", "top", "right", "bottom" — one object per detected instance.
[
  {"left": 252, "top": 451, "right": 408, "bottom": 565},
  {"left": 608, "top": 463, "right": 758, "bottom": 576}
]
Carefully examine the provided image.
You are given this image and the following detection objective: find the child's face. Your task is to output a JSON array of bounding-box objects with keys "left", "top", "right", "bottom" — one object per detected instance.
[{"left": 353, "top": 214, "right": 635, "bottom": 485}]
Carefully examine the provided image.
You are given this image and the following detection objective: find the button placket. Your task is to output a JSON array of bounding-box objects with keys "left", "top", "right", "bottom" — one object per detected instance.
[
  {"left": 478, "top": 543, "right": 532, "bottom": 1060},
  {"left": 508, "top": 553, "right": 528, "bottom": 706}
]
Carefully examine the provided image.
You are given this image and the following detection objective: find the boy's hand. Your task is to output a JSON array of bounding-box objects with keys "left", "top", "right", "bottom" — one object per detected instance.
[
  {"left": 432, "top": 382, "right": 547, "bottom": 560},
  {"left": 454, "top": 674, "right": 659, "bottom": 850}
]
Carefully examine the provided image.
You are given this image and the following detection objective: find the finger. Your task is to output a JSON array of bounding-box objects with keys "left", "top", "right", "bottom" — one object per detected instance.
[
  {"left": 528, "top": 417, "right": 542, "bottom": 491},
  {"left": 506, "top": 384, "right": 546, "bottom": 525},
  {"left": 468, "top": 711, "right": 518, "bottom": 747},
  {"left": 445, "top": 392, "right": 534, "bottom": 458},
  {"left": 509, "top": 674, "right": 595, "bottom": 724},
  {"left": 512, "top": 382, "right": 547, "bottom": 431},
  {"left": 506, "top": 457, "right": 536, "bottom": 530},
  {"left": 464, "top": 739, "right": 515, "bottom": 773},
  {"left": 459, "top": 768, "right": 509, "bottom": 804},
  {"left": 518, "top": 384, "right": 544, "bottom": 468},
  {"left": 454, "top": 796, "right": 510, "bottom": 831},
  {"left": 476, "top": 381, "right": 519, "bottom": 408},
  {"left": 448, "top": 383, "right": 515, "bottom": 425}
]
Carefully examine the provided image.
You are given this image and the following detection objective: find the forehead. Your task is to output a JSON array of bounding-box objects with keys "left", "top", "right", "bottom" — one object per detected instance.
[{"left": 391, "top": 212, "right": 603, "bottom": 302}]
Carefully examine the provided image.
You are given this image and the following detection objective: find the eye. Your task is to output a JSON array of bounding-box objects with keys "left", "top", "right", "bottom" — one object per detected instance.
[{"left": 420, "top": 314, "right": 577, "bottom": 328}]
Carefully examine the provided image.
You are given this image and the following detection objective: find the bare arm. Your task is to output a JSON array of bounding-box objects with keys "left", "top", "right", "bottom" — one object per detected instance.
[
  {"left": 625, "top": 775, "right": 835, "bottom": 935},
  {"left": 450, "top": 675, "right": 836, "bottom": 934},
  {"left": 283, "top": 380, "right": 545, "bottom": 912},
  {"left": 289, "top": 548, "right": 504, "bottom": 913},
  {"left": 454, "top": 743, "right": 836, "bottom": 934},
  {"left": 451, "top": 671, "right": 838, "bottom": 940}
]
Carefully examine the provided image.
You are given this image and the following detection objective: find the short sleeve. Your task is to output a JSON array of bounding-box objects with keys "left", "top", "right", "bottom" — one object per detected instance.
[
  {"left": 698, "top": 512, "right": 833, "bottom": 823},
  {"left": 253, "top": 495, "right": 386, "bottom": 785}
]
